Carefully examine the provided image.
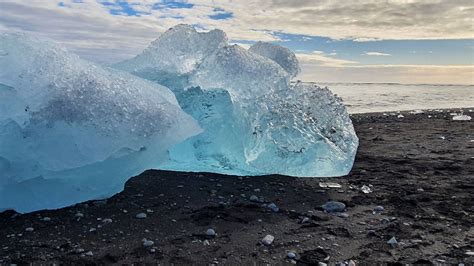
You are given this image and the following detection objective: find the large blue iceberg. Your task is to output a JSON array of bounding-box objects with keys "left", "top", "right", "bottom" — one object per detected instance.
[
  {"left": 0, "top": 25, "right": 358, "bottom": 212},
  {"left": 114, "top": 25, "right": 358, "bottom": 177}
]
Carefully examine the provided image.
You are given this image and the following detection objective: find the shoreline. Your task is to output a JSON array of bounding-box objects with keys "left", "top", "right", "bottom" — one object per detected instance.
[{"left": 1, "top": 108, "right": 473, "bottom": 264}]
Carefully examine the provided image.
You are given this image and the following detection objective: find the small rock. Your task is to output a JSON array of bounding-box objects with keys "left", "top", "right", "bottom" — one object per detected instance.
[
  {"left": 85, "top": 251, "right": 93, "bottom": 256},
  {"left": 287, "top": 252, "right": 297, "bottom": 259},
  {"left": 261, "top": 234, "right": 275, "bottom": 246},
  {"left": 136, "top": 213, "right": 147, "bottom": 219},
  {"left": 249, "top": 195, "right": 260, "bottom": 202},
  {"left": 75, "top": 212, "right": 84, "bottom": 218},
  {"left": 336, "top": 212, "right": 349, "bottom": 218},
  {"left": 41, "top": 217, "right": 51, "bottom": 222},
  {"left": 267, "top": 203, "right": 279, "bottom": 212},
  {"left": 206, "top": 228, "right": 216, "bottom": 237},
  {"left": 74, "top": 248, "right": 85, "bottom": 254},
  {"left": 373, "top": 206, "right": 384, "bottom": 213},
  {"left": 322, "top": 201, "right": 346, "bottom": 213},
  {"left": 387, "top": 236, "right": 398, "bottom": 247},
  {"left": 25, "top": 227, "right": 34, "bottom": 232},
  {"left": 301, "top": 217, "right": 310, "bottom": 224},
  {"left": 102, "top": 218, "right": 112, "bottom": 223},
  {"left": 142, "top": 239, "right": 154, "bottom": 247}
]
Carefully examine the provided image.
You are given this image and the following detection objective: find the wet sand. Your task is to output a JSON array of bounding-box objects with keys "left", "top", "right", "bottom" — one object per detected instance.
[{"left": 1, "top": 108, "right": 473, "bottom": 264}]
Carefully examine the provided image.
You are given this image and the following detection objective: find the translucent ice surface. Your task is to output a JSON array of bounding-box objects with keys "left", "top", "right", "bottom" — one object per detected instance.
[
  {"left": 0, "top": 33, "right": 201, "bottom": 212},
  {"left": 1, "top": 25, "right": 358, "bottom": 212},
  {"left": 115, "top": 25, "right": 358, "bottom": 178}
]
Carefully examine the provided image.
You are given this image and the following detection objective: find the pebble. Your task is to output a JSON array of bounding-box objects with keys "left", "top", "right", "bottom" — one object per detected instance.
[
  {"left": 41, "top": 217, "right": 51, "bottom": 222},
  {"left": 387, "top": 236, "right": 398, "bottom": 247},
  {"left": 142, "top": 239, "right": 154, "bottom": 247},
  {"left": 25, "top": 227, "right": 34, "bottom": 232},
  {"left": 75, "top": 212, "right": 84, "bottom": 218},
  {"left": 85, "top": 251, "right": 93, "bottom": 256},
  {"left": 206, "top": 228, "right": 216, "bottom": 237},
  {"left": 249, "top": 195, "right": 260, "bottom": 202},
  {"left": 136, "top": 213, "right": 147, "bottom": 219},
  {"left": 322, "top": 201, "right": 346, "bottom": 213},
  {"left": 287, "top": 252, "right": 296, "bottom": 259},
  {"left": 267, "top": 203, "right": 279, "bottom": 212},
  {"left": 261, "top": 235, "right": 275, "bottom": 246},
  {"left": 373, "top": 206, "right": 384, "bottom": 213},
  {"left": 74, "top": 248, "right": 85, "bottom": 254},
  {"left": 102, "top": 218, "right": 112, "bottom": 223},
  {"left": 301, "top": 217, "right": 310, "bottom": 224},
  {"left": 336, "top": 212, "right": 349, "bottom": 218}
]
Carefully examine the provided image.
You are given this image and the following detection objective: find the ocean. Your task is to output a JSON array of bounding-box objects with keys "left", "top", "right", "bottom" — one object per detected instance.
[{"left": 315, "top": 83, "right": 474, "bottom": 114}]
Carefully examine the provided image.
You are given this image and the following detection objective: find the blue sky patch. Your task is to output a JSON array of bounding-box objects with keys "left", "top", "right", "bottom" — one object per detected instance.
[
  {"left": 152, "top": 1, "right": 194, "bottom": 9},
  {"left": 100, "top": 1, "right": 150, "bottom": 16},
  {"left": 270, "top": 32, "right": 474, "bottom": 65},
  {"left": 209, "top": 8, "right": 233, "bottom": 20}
]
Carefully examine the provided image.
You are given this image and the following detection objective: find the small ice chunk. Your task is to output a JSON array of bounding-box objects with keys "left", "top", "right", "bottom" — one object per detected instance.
[
  {"left": 387, "top": 236, "right": 398, "bottom": 247},
  {"left": 261, "top": 234, "right": 275, "bottom": 246},
  {"left": 452, "top": 115, "right": 471, "bottom": 121},
  {"left": 136, "top": 213, "right": 147, "bottom": 219},
  {"left": 361, "top": 185, "right": 372, "bottom": 194},
  {"left": 287, "top": 251, "right": 297, "bottom": 259},
  {"left": 267, "top": 203, "right": 279, "bottom": 212},
  {"left": 142, "top": 239, "right": 154, "bottom": 247},
  {"left": 319, "top": 182, "right": 342, "bottom": 188}
]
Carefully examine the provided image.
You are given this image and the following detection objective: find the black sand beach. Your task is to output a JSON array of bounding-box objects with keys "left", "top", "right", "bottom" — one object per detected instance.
[{"left": 1, "top": 108, "right": 473, "bottom": 264}]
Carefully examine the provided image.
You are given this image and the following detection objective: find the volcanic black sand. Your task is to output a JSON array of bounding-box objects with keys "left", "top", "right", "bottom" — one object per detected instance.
[{"left": 1, "top": 108, "right": 473, "bottom": 264}]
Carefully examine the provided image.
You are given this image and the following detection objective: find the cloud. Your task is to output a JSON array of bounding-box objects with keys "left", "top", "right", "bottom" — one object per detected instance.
[
  {"left": 297, "top": 64, "right": 474, "bottom": 85},
  {"left": 296, "top": 51, "right": 357, "bottom": 67},
  {"left": 365, "top": 52, "right": 391, "bottom": 56},
  {"left": 0, "top": 0, "right": 472, "bottom": 84}
]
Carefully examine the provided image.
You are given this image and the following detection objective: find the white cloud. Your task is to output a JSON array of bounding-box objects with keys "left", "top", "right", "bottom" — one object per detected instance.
[
  {"left": 296, "top": 51, "right": 356, "bottom": 67},
  {"left": 365, "top": 52, "right": 392, "bottom": 56},
  {"left": 297, "top": 64, "right": 474, "bottom": 85},
  {"left": 0, "top": 0, "right": 473, "bottom": 84}
]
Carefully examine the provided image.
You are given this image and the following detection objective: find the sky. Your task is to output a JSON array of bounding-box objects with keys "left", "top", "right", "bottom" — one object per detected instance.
[{"left": 0, "top": 0, "right": 473, "bottom": 84}]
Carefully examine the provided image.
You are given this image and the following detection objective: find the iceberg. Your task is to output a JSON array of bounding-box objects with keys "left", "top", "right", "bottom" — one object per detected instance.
[
  {"left": 0, "top": 25, "right": 358, "bottom": 212},
  {"left": 0, "top": 33, "right": 201, "bottom": 212},
  {"left": 115, "top": 25, "right": 358, "bottom": 177}
]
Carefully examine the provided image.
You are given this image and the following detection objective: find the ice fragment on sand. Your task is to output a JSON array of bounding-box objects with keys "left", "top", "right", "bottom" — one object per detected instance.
[
  {"left": 0, "top": 33, "right": 201, "bottom": 212},
  {"left": 452, "top": 114, "right": 471, "bottom": 121},
  {"left": 262, "top": 234, "right": 275, "bottom": 246}
]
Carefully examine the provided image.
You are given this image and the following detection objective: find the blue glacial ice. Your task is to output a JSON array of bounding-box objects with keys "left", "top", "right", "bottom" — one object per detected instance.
[
  {"left": 1, "top": 25, "right": 358, "bottom": 212},
  {"left": 115, "top": 25, "right": 359, "bottom": 177},
  {"left": 0, "top": 33, "right": 201, "bottom": 212}
]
